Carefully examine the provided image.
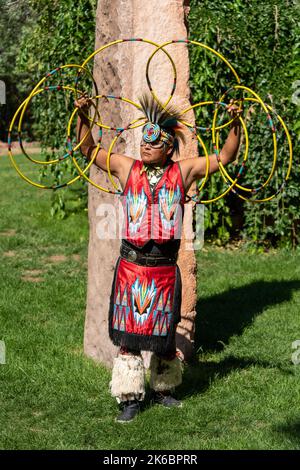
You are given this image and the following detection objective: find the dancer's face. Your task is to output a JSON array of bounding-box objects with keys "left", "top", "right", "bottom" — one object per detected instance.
[{"left": 140, "top": 139, "right": 173, "bottom": 166}]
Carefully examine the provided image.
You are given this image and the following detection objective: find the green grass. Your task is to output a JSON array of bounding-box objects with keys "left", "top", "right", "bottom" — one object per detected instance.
[{"left": 1, "top": 155, "right": 300, "bottom": 449}]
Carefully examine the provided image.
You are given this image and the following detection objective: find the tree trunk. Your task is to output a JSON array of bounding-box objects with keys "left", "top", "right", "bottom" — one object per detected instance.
[{"left": 84, "top": 0, "right": 198, "bottom": 368}]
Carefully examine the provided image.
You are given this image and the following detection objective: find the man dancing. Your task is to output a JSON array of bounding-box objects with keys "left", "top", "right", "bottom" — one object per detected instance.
[{"left": 76, "top": 93, "right": 241, "bottom": 422}]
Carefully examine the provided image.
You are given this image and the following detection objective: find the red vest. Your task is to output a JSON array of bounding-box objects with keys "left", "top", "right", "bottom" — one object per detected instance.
[{"left": 121, "top": 159, "right": 185, "bottom": 247}]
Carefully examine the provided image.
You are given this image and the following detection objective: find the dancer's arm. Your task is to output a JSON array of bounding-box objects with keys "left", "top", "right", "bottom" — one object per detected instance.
[
  {"left": 75, "top": 94, "right": 134, "bottom": 177},
  {"left": 180, "top": 100, "right": 242, "bottom": 188}
]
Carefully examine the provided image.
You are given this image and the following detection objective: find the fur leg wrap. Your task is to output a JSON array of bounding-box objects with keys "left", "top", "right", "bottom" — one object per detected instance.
[
  {"left": 149, "top": 354, "right": 182, "bottom": 392},
  {"left": 110, "top": 353, "right": 145, "bottom": 403}
]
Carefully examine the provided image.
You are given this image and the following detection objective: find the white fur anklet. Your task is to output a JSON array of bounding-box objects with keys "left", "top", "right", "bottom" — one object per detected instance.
[
  {"left": 149, "top": 354, "right": 182, "bottom": 392},
  {"left": 110, "top": 354, "right": 145, "bottom": 403}
]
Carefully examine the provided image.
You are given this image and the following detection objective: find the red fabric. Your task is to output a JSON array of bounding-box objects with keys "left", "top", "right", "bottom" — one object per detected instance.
[
  {"left": 121, "top": 160, "right": 185, "bottom": 247},
  {"left": 112, "top": 258, "right": 177, "bottom": 338}
]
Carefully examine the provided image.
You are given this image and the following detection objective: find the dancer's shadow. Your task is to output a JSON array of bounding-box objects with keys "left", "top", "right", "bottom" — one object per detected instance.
[
  {"left": 274, "top": 419, "right": 300, "bottom": 446},
  {"left": 177, "top": 279, "right": 300, "bottom": 399}
]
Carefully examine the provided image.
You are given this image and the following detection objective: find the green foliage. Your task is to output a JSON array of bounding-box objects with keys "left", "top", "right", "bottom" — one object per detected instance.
[
  {"left": 14, "top": 0, "right": 97, "bottom": 218},
  {"left": 189, "top": 0, "right": 300, "bottom": 247}
]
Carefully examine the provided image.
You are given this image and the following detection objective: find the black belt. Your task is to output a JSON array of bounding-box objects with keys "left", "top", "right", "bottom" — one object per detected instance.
[{"left": 120, "top": 241, "right": 178, "bottom": 266}]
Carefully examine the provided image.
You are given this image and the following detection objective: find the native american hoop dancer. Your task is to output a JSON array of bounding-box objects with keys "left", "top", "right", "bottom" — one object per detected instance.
[{"left": 76, "top": 93, "right": 241, "bottom": 422}]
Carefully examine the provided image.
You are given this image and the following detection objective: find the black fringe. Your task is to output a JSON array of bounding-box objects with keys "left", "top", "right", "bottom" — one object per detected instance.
[{"left": 108, "top": 257, "right": 182, "bottom": 355}]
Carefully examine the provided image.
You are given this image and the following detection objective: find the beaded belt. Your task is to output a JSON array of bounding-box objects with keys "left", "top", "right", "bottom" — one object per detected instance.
[{"left": 120, "top": 240, "right": 178, "bottom": 266}]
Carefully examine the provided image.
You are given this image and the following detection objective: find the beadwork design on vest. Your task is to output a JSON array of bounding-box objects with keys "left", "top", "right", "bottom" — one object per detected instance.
[
  {"left": 126, "top": 187, "right": 147, "bottom": 235},
  {"left": 123, "top": 160, "right": 185, "bottom": 247},
  {"left": 158, "top": 183, "right": 181, "bottom": 231}
]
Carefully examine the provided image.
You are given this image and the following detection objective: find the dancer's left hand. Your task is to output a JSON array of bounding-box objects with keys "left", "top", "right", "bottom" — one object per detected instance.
[{"left": 226, "top": 98, "right": 243, "bottom": 119}]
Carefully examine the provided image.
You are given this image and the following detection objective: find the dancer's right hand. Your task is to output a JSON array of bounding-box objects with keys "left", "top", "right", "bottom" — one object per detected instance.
[{"left": 74, "top": 92, "right": 92, "bottom": 112}]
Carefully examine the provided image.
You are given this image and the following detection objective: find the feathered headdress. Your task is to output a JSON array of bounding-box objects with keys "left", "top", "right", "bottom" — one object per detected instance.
[{"left": 138, "top": 94, "right": 185, "bottom": 154}]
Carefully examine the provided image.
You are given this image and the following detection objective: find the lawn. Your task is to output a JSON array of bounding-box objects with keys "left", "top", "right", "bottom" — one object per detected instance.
[{"left": 0, "top": 155, "right": 300, "bottom": 450}]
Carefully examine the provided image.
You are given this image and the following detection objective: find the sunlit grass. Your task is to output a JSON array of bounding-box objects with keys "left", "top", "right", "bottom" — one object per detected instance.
[{"left": 1, "top": 155, "right": 300, "bottom": 449}]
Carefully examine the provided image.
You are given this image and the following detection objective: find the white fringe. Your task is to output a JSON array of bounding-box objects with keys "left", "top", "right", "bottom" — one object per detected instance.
[
  {"left": 110, "top": 354, "right": 145, "bottom": 403},
  {"left": 149, "top": 354, "right": 182, "bottom": 392}
]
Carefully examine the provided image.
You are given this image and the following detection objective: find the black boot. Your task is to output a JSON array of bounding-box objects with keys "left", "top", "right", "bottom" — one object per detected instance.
[
  {"left": 151, "top": 390, "right": 182, "bottom": 408},
  {"left": 116, "top": 399, "right": 140, "bottom": 423}
]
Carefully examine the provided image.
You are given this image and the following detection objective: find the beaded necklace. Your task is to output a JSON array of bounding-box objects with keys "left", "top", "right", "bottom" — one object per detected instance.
[{"left": 139, "top": 161, "right": 170, "bottom": 191}]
